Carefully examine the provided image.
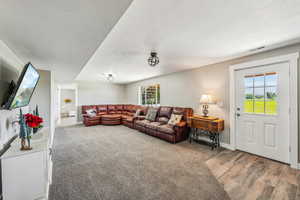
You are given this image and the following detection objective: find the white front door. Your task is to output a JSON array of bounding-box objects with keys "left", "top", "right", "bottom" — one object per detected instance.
[{"left": 235, "top": 62, "right": 290, "bottom": 163}]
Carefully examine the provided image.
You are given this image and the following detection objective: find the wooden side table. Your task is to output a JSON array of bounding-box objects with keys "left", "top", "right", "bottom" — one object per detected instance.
[{"left": 187, "top": 115, "right": 224, "bottom": 149}]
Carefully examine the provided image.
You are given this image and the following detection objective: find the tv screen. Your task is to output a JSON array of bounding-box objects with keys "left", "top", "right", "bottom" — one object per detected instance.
[{"left": 7, "top": 63, "right": 40, "bottom": 109}]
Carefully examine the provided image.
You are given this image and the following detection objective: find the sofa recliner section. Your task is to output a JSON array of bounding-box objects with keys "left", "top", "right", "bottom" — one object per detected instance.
[{"left": 82, "top": 104, "right": 193, "bottom": 143}]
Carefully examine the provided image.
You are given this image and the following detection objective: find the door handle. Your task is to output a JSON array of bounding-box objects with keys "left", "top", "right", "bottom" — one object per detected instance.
[{"left": 236, "top": 113, "right": 240, "bottom": 117}]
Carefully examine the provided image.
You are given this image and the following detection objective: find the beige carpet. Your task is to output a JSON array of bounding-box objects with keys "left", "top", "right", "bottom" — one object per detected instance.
[{"left": 49, "top": 125, "right": 230, "bottom": 200}]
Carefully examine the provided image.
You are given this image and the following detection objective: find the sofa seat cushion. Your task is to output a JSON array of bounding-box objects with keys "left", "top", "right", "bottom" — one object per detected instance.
[
  {"left": 85, "top": 115, "right": 101, "bottom": 120},
  {"left": 101, "top": 114, "right": 121, "bottom": 120},
  {"left": 98, "top": 112, "right": 107, "bottom": 115},
  {"left": 135, "top": 119, "right": 151, "bottom": 127},
  {"left": 127, "top": 112, "right": 134, "bottom": 117},
  {"left": 145, "top": 122, "right": 161, "bottom": 130},
  {"left": 157, "top": 124, "right": 175, "bottom": 135},
  {"left": 123, "top": 116, "right": 134, "bottom": 122}
]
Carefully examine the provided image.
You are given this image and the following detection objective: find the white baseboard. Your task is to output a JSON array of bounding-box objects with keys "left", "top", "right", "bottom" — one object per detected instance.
[{"left": 220, "top": 142, "right": 235, "bottom": 151}]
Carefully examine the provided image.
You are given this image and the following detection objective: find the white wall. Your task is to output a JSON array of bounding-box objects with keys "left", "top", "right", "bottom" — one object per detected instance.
[
  {"left": 0, "top": 40, "right": 23, "bottom": 148},
  {"left": 0, "top": 40, "right": 23, "bottom": 72},
  {"left": 77, "top": 81, "right": 126, "bottom": 105},
  {"left": 125, "top": 43, "right": 300, "bottom": 145},
  {"left": 60, "top": 89, "right": 76, "bottom": 114}
]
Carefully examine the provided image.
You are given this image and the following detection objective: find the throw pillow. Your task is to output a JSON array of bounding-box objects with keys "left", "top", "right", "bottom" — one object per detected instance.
[
  {"left": 86, "top": 109, "right": 97, "bottom": 117},
  {"left": 134, "top": 109, "right": 141, "bottom": 117},
  {"left": 168, "top": 114, "right": 182, "bottom": 126},
  {"left": 145, "top": 108, "right": 158, "bottom": 122}
]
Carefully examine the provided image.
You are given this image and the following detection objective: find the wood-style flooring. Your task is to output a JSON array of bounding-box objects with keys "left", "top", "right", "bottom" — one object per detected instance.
[{"left": 206, "top": 149, "right": 300, "bottom": 200}]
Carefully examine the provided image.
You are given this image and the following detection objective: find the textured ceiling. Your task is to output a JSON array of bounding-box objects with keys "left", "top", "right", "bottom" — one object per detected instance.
[
  {"left": 1, "top": 0, "right": 300, "bottom": 84},
  {"left": 0, "top": 0, "right": 133, "bottom": 82},
  {"left": 76, "top": 0, "right": 300, "bottom": 83}
]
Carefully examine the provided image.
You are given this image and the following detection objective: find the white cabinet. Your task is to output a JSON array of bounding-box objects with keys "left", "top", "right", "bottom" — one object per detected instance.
[{"left": 1, "top": 129, "right": 52, "bottom": 200}]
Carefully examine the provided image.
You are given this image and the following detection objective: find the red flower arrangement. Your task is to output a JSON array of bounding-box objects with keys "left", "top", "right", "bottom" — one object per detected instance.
[{"left": 24, "top": 113, "right": 43, "bottom": 128}]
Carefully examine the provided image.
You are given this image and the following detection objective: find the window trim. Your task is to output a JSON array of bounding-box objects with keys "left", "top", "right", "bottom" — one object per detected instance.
[
  {"left": 243, "top": 72, "right": 278, "bottom": 115},
  {"left": 139, "top": 84, "right": 160, "bottom": 106}
]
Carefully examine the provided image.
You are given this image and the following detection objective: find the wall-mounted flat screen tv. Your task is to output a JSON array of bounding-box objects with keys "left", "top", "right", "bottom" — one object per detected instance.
[{"left": 4, "top": 63, "right": 40, "bottom": 110}]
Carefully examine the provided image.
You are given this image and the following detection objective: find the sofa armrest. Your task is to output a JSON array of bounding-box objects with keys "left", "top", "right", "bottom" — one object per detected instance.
[
  {"left": 174, "top": 121, "right": 186, "bottom": 128},
  {"left": 135, "top": 115, "right": 146, "bottom": 120},
  {"left": 83, "top": 114, "right": 101, "bottom": 119},
  {"left": 173, "top": 121, "right": 188, "bottom": 141},
  {"left": 82, "top": 114, "right": 89, "bottom": 118}
]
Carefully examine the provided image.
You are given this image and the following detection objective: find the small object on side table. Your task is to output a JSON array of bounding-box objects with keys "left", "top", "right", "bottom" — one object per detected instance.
[
  {"left": 199, "top": 94, "right": 214, "bottom": 117},
  {"left": 187, "top": 115, "right": 224, "bottom": 150}
]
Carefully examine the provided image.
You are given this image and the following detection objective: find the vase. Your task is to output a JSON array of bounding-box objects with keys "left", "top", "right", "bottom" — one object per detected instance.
[
  {"left": 20, "top": 138, "right": 32, "bottom": 151},
  {"left": 33, "top": 127, "right": 39, "bottom": 134}
]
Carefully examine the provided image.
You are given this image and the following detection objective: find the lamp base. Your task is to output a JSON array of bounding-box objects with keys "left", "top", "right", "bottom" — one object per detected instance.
[{"left": 202, "top": 104, "right": 209, "bottom": 117}]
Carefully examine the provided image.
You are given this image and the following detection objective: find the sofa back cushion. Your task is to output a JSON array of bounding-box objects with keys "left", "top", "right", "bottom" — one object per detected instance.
[
  {"left": 141, "top": 106, "right": 148, "bottom": 115},
  {"left": 96, "top": 105, "right": 108, "bottom": 115},
  {"left": 158, "top": 117, "right": 169, "bottom": 124},
  {"left": 108, "top": 105, "right": 118, "bottom": 114},
  {"left": 128, "top": 105, "right": 136, "bottom": 113},
  {"left": 82, "top": 105, "right": 97, "bottom": 114},
  {"left": 158, "top": 106, "right": 173, "bottom": 119},
  {"left": 114, "top": 105, "right": 123, "bottom": 114},
  {"left": 172, "top": 107, "right": 193, "bottom": 121},
  {"left": 145, "top": 108, "right": 158, "bottom": 122},
  {"left": 122, "top": 105, "right": 128, "bottom": 114}
]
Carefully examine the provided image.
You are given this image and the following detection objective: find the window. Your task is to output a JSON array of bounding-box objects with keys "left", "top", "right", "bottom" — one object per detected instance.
[
  {"left": 244, "top": 72, "right": 277, "bottom": 115},
  {"left": 139, "top": 84, "right": 160, "bottom": 105}
]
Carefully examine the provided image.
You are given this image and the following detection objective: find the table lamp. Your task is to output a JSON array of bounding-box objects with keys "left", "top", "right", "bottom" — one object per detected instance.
[{"left": 200, "top": 94, "right": 213, "bottom": 117}]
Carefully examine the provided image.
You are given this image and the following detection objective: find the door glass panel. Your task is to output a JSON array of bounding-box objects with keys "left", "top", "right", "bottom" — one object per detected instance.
[
  {"left": 244, "top": 75, "right": 254, "bottom": 88},
  {"left": 244, "top": 72, "right": 277, "bottom": 115},
  {"left": 254, "top": 87, "right": 264, "bottom": 114},
  {"left": 254, "top": 74, "right": 264, "bottom": 87},
  {"left": 265, "top": 72, "right": 277, "bottom": 87},
  {"left": 265, "top": 87, "right": 277, "bottom": 115},
  {"left": 244, "top": 88, "right": 254, "bottom": 113}
]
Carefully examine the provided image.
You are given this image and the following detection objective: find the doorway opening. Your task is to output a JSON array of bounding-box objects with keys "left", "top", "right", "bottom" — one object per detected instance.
[{"left": 59, "top": 88, "right": 77, "bottom": 127}]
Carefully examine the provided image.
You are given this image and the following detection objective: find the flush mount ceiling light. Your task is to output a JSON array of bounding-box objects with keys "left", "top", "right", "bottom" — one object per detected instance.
[
  {"left": 148, "top": 52, "right": 159, "bottom": 67},
  {"left": 100, "top": 73, "right": 114, "bottom": 82},
  {"left": 106, "top": 73, "right": 114, "bottom": 81}
]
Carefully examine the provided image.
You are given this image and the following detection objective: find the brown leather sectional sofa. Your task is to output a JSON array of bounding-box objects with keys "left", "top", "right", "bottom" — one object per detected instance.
[{"left": 81, "top": 104, "right": 193, "bottom": 143}]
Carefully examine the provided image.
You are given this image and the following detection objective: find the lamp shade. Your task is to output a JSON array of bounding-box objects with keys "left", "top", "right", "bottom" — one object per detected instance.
[{"left": 200, "top": 94, "right": 213, "bottom": 104}]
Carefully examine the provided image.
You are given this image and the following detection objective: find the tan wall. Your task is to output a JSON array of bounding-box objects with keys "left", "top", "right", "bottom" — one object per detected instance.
[
  {"left": 125, "top": 43, "right": 300, "bottom": 146},
  {"left": 29, "top": 70, "right": 51, "bottom": 127}
]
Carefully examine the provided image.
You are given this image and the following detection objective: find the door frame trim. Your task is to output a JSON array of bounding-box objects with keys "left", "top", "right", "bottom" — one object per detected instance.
[{"left": 229, "top": 53, "right": 299, "bottom": 168}]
